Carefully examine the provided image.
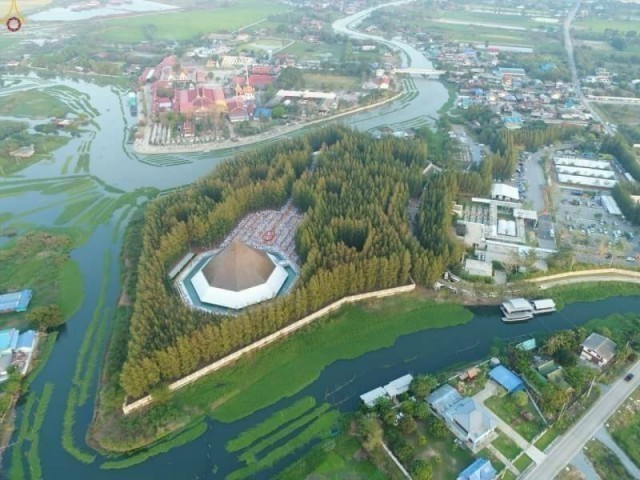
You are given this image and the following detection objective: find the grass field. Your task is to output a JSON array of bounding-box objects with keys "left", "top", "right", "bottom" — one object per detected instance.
[
  {"left": 574, "top": 18, "right": 639, "bottom": 34},
  {"left": 608, "top": 386, "right": 640, "bottom": 468},
  {"left": 276, "top": 434, "right": 390, "bottom": 480},
  {"left": 513, "top": 453, "right": 533, "bottom": 472},
  {"left": 549, "top": 282, "right": 640, "bottom": 310},
  {"left": 595, "top": 103, "right": 640, "bottom": 126},
  {"left": 0, "top": 231, "right": 82, "bottom": 329},
  {"left": 533, "top": 427, "right": 559, "bottom": 451},
  {"left": 492, "top": 430, "right": 522, "bottom": 460},
  {"left": 280, "top": 41, "right": 345, "bottom": 61},
  {"left": 302, "top": 73, "right": 360, "bottom": 91},
  {"left": 584, "top": 439, "right": 634, "bottom": 480},
  {"left": 173, "top": 295, "right": 472, "bottom": 424},
  {"left": 95, "top": 0, "right": 289, "bottom": 43},
  {"left": 485, "top": 394, "right": 545, "bottom": 442},
  {"left": 0, "top": 90, "right": 70, "bottom": 118}
]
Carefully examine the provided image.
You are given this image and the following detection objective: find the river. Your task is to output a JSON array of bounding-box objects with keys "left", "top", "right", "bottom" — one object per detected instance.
[{"left": 1, "top": 2, "right": 637, "bottom": 479}]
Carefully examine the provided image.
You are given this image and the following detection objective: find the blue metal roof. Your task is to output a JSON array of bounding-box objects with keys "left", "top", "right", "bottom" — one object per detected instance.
[
  {"left": 0, "top": 329, "right": 19, "bottom": 352},
  {"left": 16, "top": 330, "right": 36, "bottom": 351},
  {"left": 489, "top": 365, "right": 524, "bottom": 393},
  {"left": 0, "top": 290, "right": 32, "bottom": 314},
  {"left": 457, "top": 458, "right": 497, "bottom": 480}
]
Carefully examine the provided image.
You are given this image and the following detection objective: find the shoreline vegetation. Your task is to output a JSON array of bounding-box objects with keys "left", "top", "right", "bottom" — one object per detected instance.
[{"left": 88, "top": 126, "right": 640, "bottom": 459}]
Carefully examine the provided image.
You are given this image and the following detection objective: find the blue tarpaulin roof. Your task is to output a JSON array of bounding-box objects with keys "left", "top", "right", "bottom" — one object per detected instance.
[{"left": 489, "top": 365, "right": 524, "bottom": 393}]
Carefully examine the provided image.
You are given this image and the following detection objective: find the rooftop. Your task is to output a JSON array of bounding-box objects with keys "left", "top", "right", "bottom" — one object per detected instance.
[
  {"left": 489, "top": 365, "right": 524, "bottom": 393},
  {"left": 201, "top": 240, "right": 276, "bottom": 292},
  {"left": 581, "top": 333, "right": 617, "bottom": 361}
]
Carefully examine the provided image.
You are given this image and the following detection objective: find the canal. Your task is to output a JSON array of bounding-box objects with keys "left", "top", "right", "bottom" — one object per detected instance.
[{"left": 1, "top": 2, "right": 637, "bottom": 479}]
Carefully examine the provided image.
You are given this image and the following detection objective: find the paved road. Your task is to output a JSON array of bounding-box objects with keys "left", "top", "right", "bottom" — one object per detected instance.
[
  {"left": 563, "top": 0, "right": 613, "bottom": 135},
  {"left": 523, "top": 360, "right": 640, "bottom": 479}
]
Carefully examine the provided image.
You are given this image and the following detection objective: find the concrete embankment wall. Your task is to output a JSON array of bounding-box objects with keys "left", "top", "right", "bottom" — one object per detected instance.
[
  {"left": 122, "top": 282, "right": 416, "bottom": 415},
  {"left": 530, "top": 268, "right": 640, "bottom": 289}
]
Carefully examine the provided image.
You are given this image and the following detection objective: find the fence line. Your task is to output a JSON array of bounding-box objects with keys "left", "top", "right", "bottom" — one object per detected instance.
[{"left": 122, "top": 282, "right": 416, "bottom": 415}]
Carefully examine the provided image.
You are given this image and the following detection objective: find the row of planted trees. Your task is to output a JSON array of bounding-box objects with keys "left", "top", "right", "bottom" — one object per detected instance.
[{"left": 119, "top": 126, "right": 463, "bottom": 398}]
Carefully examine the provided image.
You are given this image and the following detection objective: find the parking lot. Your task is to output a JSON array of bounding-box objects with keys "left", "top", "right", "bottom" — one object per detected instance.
[{"left": 554, "top": 188, "right": 640, "bottom": 266}]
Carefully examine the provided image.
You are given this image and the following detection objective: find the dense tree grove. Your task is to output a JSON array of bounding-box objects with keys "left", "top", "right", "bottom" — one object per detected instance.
[
  {"left": 612, "top": 182, "right": 640, "bottom": 226},
  {"left": 601, "top": 134, "right": 640, "bottom": 181},
  {"left": 120, "top": 127, "right": 460, "bottom": 398}
]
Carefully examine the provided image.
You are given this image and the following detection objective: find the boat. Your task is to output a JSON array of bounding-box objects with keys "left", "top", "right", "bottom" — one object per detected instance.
[
  {"left": 501, "top": 298, "right": 533, "bottom": 322},
  {"left": 530, "top": 298, "right": 556, "bottom": 315},
  {"left": 501, "top": 297, "right": 556, "bottom": 322}
]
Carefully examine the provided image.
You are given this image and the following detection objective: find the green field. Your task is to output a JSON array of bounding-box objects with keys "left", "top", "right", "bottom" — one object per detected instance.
[
  {"left": 277, "top": 434, "right": 390, "bottom": 480},
  {"left": 303, "top": 73, "right": 360, "bottom": 91},
  {"left": 584, "top": 439, "right": 634, "bottom": 480},
  {"left": 0, "top": 90, "right": 70, "bottom": 118},
  {"left": 280, "top": 41, "right": 345, "bottom": 61},
  {"left": 172, "top": 295, "right": 472, "bottom": 424},
  {"left": 533, "top": 427, "right": 559, "bottom": 451},
  {"left": 575, "top": 18, "right": 639, "bottom": 34},
  {"left": 492, "top": 430, "right": 522, "bottom": 460},
  {"left": 608, "top": 387, "right": 640, "bottom": 468},
  {"left": 513, "top": 453, "right": 533, "bottom": 472},
  {"left": 95, "top": 1, "right": 289, "bottom": 43},
  {"left": 0, "top": 231, "right": 82, "bottom": 329},
  {"left": 485, "top": 394, "right": 545, "bottom": 442}
]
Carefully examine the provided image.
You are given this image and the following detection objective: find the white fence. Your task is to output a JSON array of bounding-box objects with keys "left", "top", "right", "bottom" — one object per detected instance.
[{"left": 123, "top": 282, "right": 416, "bottom": 414}]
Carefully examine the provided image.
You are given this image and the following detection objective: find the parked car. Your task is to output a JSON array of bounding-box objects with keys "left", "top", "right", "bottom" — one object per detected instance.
[{"left": 625, "top": 373, "right": 634, "bottom": 382}]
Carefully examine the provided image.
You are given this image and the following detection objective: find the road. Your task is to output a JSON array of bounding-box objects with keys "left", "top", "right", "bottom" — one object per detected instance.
[
  {"left": 523, "top": 360, "right": 640, "bottom": 479},
  {"left": 563, "top": 0, "right": 613, "bottom": 135}
]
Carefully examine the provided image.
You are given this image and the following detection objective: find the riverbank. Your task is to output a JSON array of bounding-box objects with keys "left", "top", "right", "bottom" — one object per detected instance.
[
  {"left": 91, "top": 294, "right": 472, "bottom": 452},
  {"left": 133, "top": 90, "right": 404, "bottom": 155}
]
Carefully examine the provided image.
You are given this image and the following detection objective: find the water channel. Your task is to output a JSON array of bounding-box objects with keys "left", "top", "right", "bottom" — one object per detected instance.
[{"left": 1, "top": 2, "right": 638, "bottom": 479}]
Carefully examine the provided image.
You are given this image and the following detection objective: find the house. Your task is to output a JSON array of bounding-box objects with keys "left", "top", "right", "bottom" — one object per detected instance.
[
  {"left": 0, "top": 290, "right": 33, "bottom": 314},
  {"left": 445, "top": 397, "right": 495, "bottom": 448},
  {"left": 580, "top": 333, "right": 617, "bottom": 367},
  {"left": 0, "top": 328, "right": 37, "bottom": 382},
  {"left": 359, "top": 374, "right": 414, "bottom": 407},
  {"left": 0, "top": 329, "right": 19, "bottom": 356},
  {"left": 383, "top": 374, "right": 413, "bottom": 398},
  {"left": 428, "top": 385, "right": 495, "bottom": 449},
  {"left": 459, "top": 367, "right": 481, "bottom": 382},
  {"left": 428, "top": 384, "right": 463, "bottom": 415},
  {"left": 9, "top": 145, "right": 35, "bottom": 159},
  {"left": 491, "top": 183, "right": 519, "bottom": 202},
  {"left": 457, "top": 458, "right": 497, "bottom": 480},
  {"left": 360, "top": 386, "right": 388, "bottom": 407},
  {"left": 489, "top": 365, "right": 525, "bottom": 394}
]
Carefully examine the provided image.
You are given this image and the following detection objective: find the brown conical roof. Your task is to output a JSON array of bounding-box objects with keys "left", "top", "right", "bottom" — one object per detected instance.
[{"left": 201, "top": 240, "right": 275, "bottom": 291}]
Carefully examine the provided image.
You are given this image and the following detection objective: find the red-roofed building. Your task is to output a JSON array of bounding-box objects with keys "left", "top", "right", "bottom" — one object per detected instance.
[
  {"left": 231, "top": 74, "right": 275, "bottom": 88},
  {"left": 175, "top": 85, "right": 227, "bottom": 117}
]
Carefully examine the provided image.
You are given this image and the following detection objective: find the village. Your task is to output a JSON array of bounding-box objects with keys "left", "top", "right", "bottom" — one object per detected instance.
[{"left": 359, "top": 329, "right": 628, "bottom": 480}]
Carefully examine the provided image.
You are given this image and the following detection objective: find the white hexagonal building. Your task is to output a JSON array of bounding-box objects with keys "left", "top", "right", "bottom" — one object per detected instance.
[{"left": 190, "top": 239, "right": 288, "bottom": 310}]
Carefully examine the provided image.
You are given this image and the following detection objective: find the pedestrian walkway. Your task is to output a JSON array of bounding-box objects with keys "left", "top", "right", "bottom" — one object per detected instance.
[
  {"left": 473, "top": 382, "right": 547, "bottom": 465},
  {"left": 595, "top": 426, "right": 640, "bottom": 479}
]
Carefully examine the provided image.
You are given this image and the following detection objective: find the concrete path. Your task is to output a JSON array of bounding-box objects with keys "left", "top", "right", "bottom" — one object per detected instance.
[
  {"left": 595, "top": 427, "right": 640, "bottom": 479},
  {"left": 473, "top": 382, "right": 546, "bottom": 464},
  {"left": 570, "top": 450, "right": 601, "bottom": 480}
]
